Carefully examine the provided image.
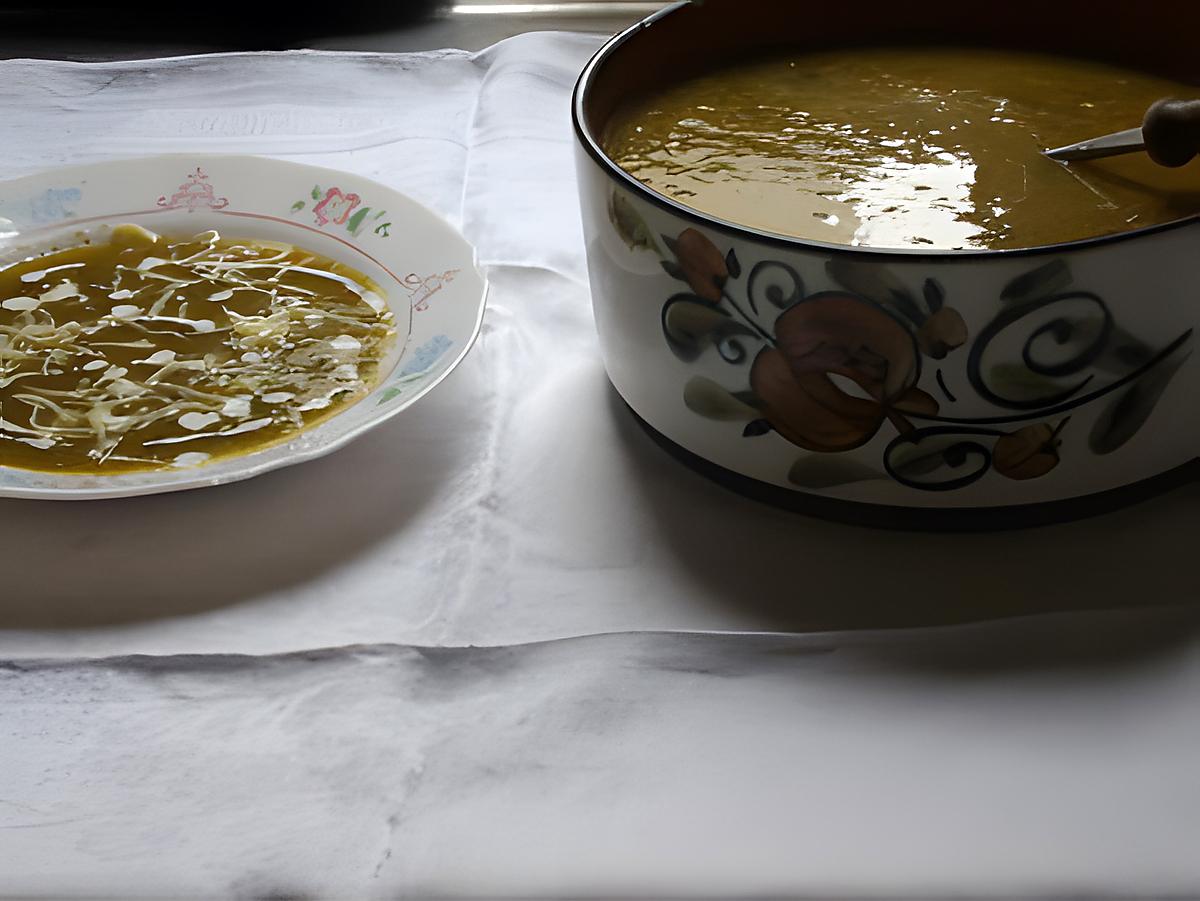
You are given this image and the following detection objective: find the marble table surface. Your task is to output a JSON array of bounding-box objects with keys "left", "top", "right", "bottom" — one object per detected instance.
[{"left": 2, "top": 33, "right": 1199, "bottom": 899}]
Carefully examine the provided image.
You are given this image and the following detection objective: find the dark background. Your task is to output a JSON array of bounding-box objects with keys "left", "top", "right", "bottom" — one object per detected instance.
[{"left": 0, "top": 1, "right": 660, "bottom": 60}]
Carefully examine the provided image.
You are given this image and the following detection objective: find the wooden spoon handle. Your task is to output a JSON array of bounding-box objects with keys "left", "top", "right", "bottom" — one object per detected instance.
[{"left": 1143, "top": 98, "right": 1200, "bottom": 167}]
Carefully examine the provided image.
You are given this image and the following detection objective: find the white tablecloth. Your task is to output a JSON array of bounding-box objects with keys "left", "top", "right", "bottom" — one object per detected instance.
[{"left": 1, "top": 34, "right": 1199, "bottom": 897}]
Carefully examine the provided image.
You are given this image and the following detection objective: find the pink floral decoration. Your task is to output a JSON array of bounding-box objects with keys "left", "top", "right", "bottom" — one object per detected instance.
[
  {"left": 402, "top": 270, "right": 459, "bottom": 312},
  {"left": 157, "top": 168, "right": 229, "bottom": 211},
  {"left": 313, "top": 187, "right": 361, "bottom": 226}
]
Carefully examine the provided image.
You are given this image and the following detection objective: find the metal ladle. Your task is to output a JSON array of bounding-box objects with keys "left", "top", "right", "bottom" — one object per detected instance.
[{"left": 1045, "top": 98, "right": 1200, "bottom": 166}]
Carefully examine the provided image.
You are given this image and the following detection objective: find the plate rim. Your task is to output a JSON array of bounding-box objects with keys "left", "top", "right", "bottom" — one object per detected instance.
[{"left": 0, "top": 153, "right": 489, "bottom": 501}]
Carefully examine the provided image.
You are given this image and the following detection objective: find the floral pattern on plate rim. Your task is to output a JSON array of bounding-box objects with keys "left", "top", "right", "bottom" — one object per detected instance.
[
  {"left": 291, "top": 185, "right": 393, "bottom": 238},
  {"left": 157, "top": 168, "right": 229, "bottom": 211}
]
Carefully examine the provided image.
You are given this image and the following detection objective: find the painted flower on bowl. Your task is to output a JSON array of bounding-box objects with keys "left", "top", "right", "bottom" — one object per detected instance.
[
  {"left": 992, "top": 421, "right": 1065, "bottom": 479},
  {"left": 662, "top": 228, "right": 729, "bottom": 302},
  {"left": 651, "top": 222, "right": 1191, "bottom": 492},
  {"left": 750, "top": 294, "right": 938, "bottom": 452},
  {"left": 313, "top": 187, "right": 361, "bottom": 226}
]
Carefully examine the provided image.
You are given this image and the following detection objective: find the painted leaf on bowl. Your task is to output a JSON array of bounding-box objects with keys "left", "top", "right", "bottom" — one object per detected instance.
[
  {"left": 724, "top": 247, "right": 742, "bottom": 279},
  {"left": 887, "top": 430, "right": 995, "bottom": 480},
  {"left": 825, "top": 258, "right": 924, "bottom": 326},
  {"left": 682, "top": 376, "right": 759, "bottom": 421},
  {"left": 1000, "top": 259, "right": 1072, "bottom": 303},
  {"left": 986, "top": 363, "right": 1065, "bottom": 403},
  {"left": 607, "top": 191, "right": 659, "bottom": 254},
  {"left": 787, "top": 455, "right": 884, "bottom": 489},
  {"left": 923, "top": 277, "right": 945, "bottom": 313},
  {"left": 1091, "top": 323, "right": 1155, "bottom": 375},
  {"left": 1089, "top": 348, "right": 1189, "bottom": 454},
  {"left": 661, "top": 295, "right": 758, "bottom": 362}
]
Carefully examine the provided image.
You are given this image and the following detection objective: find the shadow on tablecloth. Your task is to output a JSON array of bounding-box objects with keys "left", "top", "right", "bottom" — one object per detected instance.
[
  {"left": 608, "top": 387, "right": 1200, "bottom": 636},
  {"left": 0, "top": 395, "right": 471, "bottom": 629}
]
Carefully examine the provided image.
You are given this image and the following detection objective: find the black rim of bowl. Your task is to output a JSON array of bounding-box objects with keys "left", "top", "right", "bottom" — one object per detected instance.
[{"left": 621, "top": 394, "right": 1199, "bottom": 531}]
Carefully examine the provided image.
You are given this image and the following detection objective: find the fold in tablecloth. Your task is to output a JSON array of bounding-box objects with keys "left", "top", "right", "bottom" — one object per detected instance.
[{"left": 5, "top": 611, "right": 1200, "bottom": 898}]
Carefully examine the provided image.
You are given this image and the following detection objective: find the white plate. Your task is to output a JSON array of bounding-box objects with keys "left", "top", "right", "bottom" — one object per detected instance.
[{"left": 0, "top": 154, "right": 487, "bottom": 500}]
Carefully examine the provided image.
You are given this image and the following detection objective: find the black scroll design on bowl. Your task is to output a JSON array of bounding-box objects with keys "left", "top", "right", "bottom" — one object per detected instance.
[
  {"left": 884, "top": 427, "right": 1002, "bottom": 492},
  {"left": 966, "top": 291, "right": 1112, "bottom": 410},
  {"left": 745, "top": 260, "right": 804, "bottom": 315},
  {"left": 633, "top": 212, "right": 1193, "bottom": 493},
  {"left": 660, "top": 294, "right": 761, "bottom": 364}
]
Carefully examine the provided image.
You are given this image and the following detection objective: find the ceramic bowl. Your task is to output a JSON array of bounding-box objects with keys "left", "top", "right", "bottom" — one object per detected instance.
[
  {"left": 0, "top": 154, "right": 487, "bottom": 500},
  {"left": 573, "top": 0, "right": 1200, "bottom": 527}
]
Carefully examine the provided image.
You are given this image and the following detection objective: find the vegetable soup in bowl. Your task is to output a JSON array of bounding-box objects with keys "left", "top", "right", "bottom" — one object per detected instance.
[{"left": 573, "top": 0, "right": 1200, "bottom": 528}]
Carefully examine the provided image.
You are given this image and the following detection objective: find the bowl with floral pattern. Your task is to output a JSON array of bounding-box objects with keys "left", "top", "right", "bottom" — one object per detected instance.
[
  {"left": 573, "top": 0, "right": 1200, "bottom": 527},
  {"left": 0, "top": 154, "right": 487, "bottom": 500}
]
